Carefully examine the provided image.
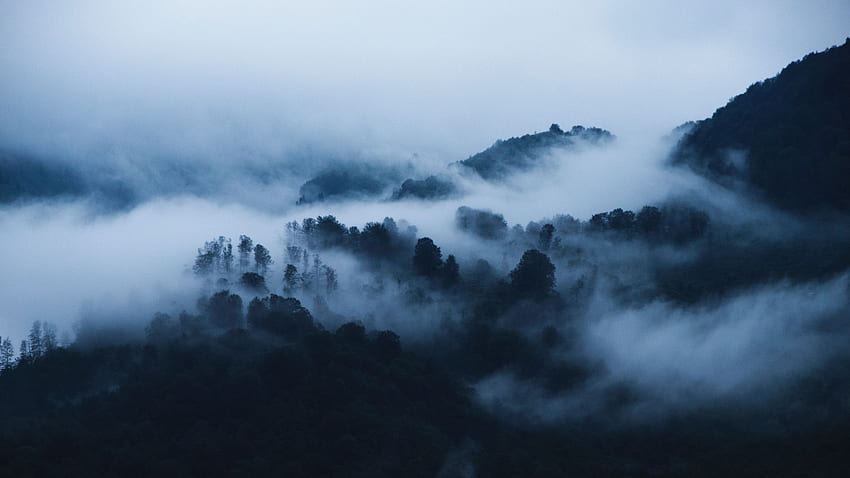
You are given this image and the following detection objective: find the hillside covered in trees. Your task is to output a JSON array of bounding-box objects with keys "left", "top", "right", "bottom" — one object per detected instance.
[
  {"left": 2, "top": 37, "right": 850, "bottom": 478},
  {"left": 672, "top": 39, "right": 850, "bottom": 212}
]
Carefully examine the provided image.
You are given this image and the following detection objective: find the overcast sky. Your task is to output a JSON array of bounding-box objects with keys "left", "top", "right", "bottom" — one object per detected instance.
[{"left": 1, "top": 0, "right": 848, "bottom": 160}]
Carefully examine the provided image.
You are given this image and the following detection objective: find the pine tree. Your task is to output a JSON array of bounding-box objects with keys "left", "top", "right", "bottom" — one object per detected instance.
[
  {"left": 28, "top": 321, "right": 43, "bottom": 359},
  {"left": 19, "top": 340, "right": 29, "bottom": 361},
  {"left": 42, "top": 322, "right": 57, "bottom": 352},
  {"left": 0, "top": 337, "right": 15, "bottom": 370}
]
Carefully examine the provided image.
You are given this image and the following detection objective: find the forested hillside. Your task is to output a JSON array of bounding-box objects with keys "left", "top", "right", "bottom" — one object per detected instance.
[{"left": 672, "top": 39, "right": 850, "bottom": 212}]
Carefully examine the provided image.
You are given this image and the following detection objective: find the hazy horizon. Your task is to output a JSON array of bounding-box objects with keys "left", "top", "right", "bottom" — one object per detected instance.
[{"left": 1, "top": 1, "right": 848, "bottom": 162}]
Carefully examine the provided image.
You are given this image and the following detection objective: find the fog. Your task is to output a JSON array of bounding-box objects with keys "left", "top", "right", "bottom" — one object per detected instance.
[
  {"left": 477, "top": 273, "right": 850, "bottom": 422},
  {"left": 2, "top": 1, "right": 848, "bottom": 161},
  {"left": 0, "top": 134, "right": 679, "bottom": 340},
  {"left": 2, "top": 1, "right": 850, "bottom": 433}
]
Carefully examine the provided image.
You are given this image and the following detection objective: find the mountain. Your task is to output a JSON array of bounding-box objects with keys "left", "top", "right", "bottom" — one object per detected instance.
[
  {"left": 297, "top": 163, "right": 408, "bottom": 204},
  {"left": 457, "top": 124, "right": 614, "bottom": 180},
  {"left": 672, "top": 39, "right": 850, "bottom": 212}
]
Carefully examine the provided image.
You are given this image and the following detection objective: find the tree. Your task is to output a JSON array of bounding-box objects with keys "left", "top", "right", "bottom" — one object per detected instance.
[
  {"left": 315, "top": 215, "right": 348, "bottom": 248},
  {"left": 286, "top": 246, "right": 303, "bottom": 265},
  {"left": 254, "top": 244, "right": 273, "bottom": 275},
  {"left": 312, "top": 254, "right": 322, "bottom": 291},
  {"left": 538, "top": 223, "right": 555, "bottom": 250},
  {"left": 323, "top": 265, "right": 338, "bottom": 295},
  {"left": 18, "top": 340, "right": 29, "bottom": 361},
  {"left": 201, "top": 290, "right": 244, "bottom": 329},
  {"left": 42, "top": 322, "right": 57, "bottom": 352},
  {"left": 194, "top": 239, "right": 221, "bottom": 276},
  {"left": 455, "top": 206, "right": 507, "bottom": 240},
  {"left": 240, "top": 272, "right": 268, "bottom": 293},
  {"left": 0, "top": 337, "right": 14, "bottom": 370},
  {"left": 607, "top": 208, "right": 635, "bottom": 232},
  {"left": 28, "top": 321, "right": 43, "bottom": 359},
  {"left": 247, "top": 294, "right": 314, "bottom": 338},
  {"left": 636, "top": 206, "right": 663, "bottom": 237},
  {"left": 237, "top": 235, "right": 253, "bottom": 273},
  {"left": 442, "top": 254, "right": 460, "bottom": 287},
  {"left": 221, "top": 241, "right": 234, "bottom": 275},
  {"left": 283, "top": 264, "right": 299, "bottom": 293},
  {"left": 509, "top": 249, "right": 556, "bottom": 300},
  {"left": 413, "top": 237, "right": 443, "bottom": 278},
  {"left": 359, "top": 222, "right": 391, "bottom": 258}
]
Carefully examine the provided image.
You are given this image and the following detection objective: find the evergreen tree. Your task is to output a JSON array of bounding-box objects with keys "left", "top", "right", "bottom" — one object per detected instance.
[
  {"left": 0, "top": 337, "right": 14, "bottom": 370},
  {"left": 42, "top": 322, "right": 57, "bottom": 352},
  {"left": 28, "top": 321, "right": 43, "bottom": 359}
]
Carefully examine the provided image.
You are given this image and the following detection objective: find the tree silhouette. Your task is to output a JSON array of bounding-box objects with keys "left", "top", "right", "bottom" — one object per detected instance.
[
  {"left": 237, "top": 235, "right": 253, "bottom": 273},
  {"left": 538, "top": 223, "right": 555, "bottom": 250},
  {"left": 254, "top": 244, "right": 273, "bottom": 275},
  {"left": 413, "top": 237, "right": 443, "bottom": 278},
  {"left": 509, "top": 249, "right": 556, "bottom": 300},
  {"left": 240, "top": 272, "right": 268, "bottom": 293},
  {"left": 443, "top": 254, "right": 460, "bottom": 287},
  {"left": 247, "top": 294, "right": 314, "bottom": 338},
  {"left": 283, "top": 264, "right": 299, "bottom": 293},
  {"left": 0, "top": 337, "right": 14, "bottom": 370},
  {"left": 202, "top": 291, "right": 244, "bottom": 329},
  {"left": 28, "top": 321, "right": 43, "bottom": 359}
]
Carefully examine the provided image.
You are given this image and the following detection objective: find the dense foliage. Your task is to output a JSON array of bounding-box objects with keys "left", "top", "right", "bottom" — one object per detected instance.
[
  {"left": 673, "top": 39, "right": 850, "bottom": 212},
  {"left": 458, "top": 124, "right": 614, "bottom": 180}
]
